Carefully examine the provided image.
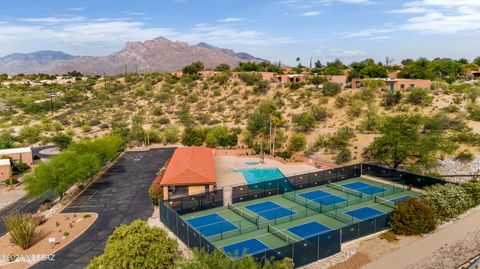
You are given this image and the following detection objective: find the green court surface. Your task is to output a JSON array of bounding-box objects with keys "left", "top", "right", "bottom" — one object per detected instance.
[{"left": 181, "top": 177, "right": 418, "bottom": 253}]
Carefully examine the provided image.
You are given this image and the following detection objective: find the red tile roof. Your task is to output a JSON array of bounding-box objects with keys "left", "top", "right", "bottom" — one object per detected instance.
[{"left": 160, "top": 147, "right": 216, "bottom": 186}]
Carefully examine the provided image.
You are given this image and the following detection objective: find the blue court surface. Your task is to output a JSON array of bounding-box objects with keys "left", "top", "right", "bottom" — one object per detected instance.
[
  {"left": 186, "top": 213, "right": 237, "bottom": 237},
  {"left": 299, "top": 190, "right": 347, "bottom": 206},
  {"left": 223, "top": 238, "right": 271, "bottom": 258},
  {"left": 342, "top": 182, "right": 386, "bottom": 196},
  {"left": 245, "top": 201, "right": 295, "bottom": 221},
  {"left": 287, "top": 221, "right": 332, "bottom": 239},
  {"left": 390, "top": 195, "right": 411, "bottom": 203},
  {"left": 345, "top": 207, "right": 385, "bottom": 220}
]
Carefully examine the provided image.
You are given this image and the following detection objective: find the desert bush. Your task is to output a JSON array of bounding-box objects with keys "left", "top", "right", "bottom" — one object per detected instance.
[
  {"left": 276, "top": 151, "right": 292, "bottom": 159},
  {"left": 420, "top": 183, "right": 474, "bottom": 223},
  {"left": 87, "top": 220, "right": 178, "bottom": 269},
  {"left": 2, "top": 213, "right": 39, "bottom": 250},
  {"left": 51, "top": 133, "right": 72, "bottom": 149},
  {"left": 379, "top": 231, "right": 398, "bottom": 242},
  {"left": 460, "top": 180, "right": 480, "bottom": 205},
  {"left": 389, "top": 198, "right": 436, "bottom": 235},
  {"left": 288, "top": 133, "right": 307, "bottom": 152},
  {"left": 467, "top": 103, "right": 480, "bottom": 121},
  {"left": 335, "top": 148, "right": 352, "bottom": 164},
  {"left": 455, "top": 150, "right": 474, "bottom": 162},
  {"left": 407, "top": 88, "right": 433, "bottom": 106},
  {"left": 148, "top": 174, "right": 163, "bottom": 206},
  {"left": 322, "top": 82, "right": 341, "bottom": 96},
  {"left": 292, "top": 112, "right": 316, "bottom": 132}
]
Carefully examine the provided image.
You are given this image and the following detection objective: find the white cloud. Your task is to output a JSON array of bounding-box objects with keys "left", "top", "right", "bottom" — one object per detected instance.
[
  {"left": 17, "top": 16, "right": 86, "bottom": 24},
  {"left": 317, "top": 48, "right": 367, "bottom": 58},
  {"left": 302, "top": 11, "right": 321, "bottom": 16},
  {"left": 68, "top": 7, "right": 86, "bottom": 12},
  {"left": 342, "top": 27, "right": 393, "bottom": 37},
  {"left": 394, "top": 0, "right": 480, "bottom": 33},
  {"left": 217, "top": 17, "right": 245, "bottom": 23},
  {"left": 0, "top": 17, "right": 296, "bottom": 56}
]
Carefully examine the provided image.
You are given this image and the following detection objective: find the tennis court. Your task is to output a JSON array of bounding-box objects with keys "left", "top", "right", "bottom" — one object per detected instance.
[
  {"left": 223, "top": 238, "right": 271, "bottom": 258},
  {"left": 180, "top": 177, "right": 417, "bottom": 261},
  {"left": 186, "top": 213, "right": 237, "bottom": 236},
  {"left": 245, "top": 201, "right": 296, "bottom": 221},
  {"left": 341, "top": 182, "right": 386, "bottom": 196},
  {"left": 287, "top": 221, "right": 332, "bottom": 239},
  {"left": 299, "top": 190, "right": 347, "bottom": 206},
  {"left": 345, "top": 207, "right": 385, "bottom": 221}
]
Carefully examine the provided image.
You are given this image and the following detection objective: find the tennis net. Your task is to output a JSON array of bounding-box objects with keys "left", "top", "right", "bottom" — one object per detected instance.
[
  {"left": 374, "top": 196, "right": 395, "bottom": 208},
  {"left": 268, "top": 225, "right": 297, "bottom": 244},
  {"left": 328, "top": 182, "right": 362, "bottom": 197},
  {"left": 228, "top": 203, "right": 258, "bottom": 224}
]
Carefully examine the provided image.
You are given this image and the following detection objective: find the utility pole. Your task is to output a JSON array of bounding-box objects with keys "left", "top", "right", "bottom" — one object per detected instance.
[
  {"left": 269, "top": 115, "right": 272, "bottom": 154},
  {"left": 309, "top": 58, "right": 312, "bottom": 69}
]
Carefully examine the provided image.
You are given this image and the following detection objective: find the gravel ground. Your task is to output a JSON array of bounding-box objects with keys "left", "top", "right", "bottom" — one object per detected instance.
[{"left": 437, "top": 157, "right": 480, "bottom": 183}]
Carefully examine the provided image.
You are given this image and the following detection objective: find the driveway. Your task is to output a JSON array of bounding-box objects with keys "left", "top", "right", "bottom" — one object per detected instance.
[{"left": 32, "top": 148, "right": 175, "bottom": 269}]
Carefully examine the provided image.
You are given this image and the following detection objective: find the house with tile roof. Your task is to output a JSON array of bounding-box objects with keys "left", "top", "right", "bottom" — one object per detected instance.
[{"left": 159, "top": 146, "right": 216, "bottom": 200}]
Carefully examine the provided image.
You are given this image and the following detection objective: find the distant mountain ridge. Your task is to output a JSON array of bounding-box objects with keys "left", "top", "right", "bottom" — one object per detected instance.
[{"left": 0, "top": 38, "right": 266, "bottom": 75}]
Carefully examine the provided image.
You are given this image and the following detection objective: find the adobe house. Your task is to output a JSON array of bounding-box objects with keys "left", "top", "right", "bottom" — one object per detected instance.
[
  {"left": 0, "top": 159, "right": 11, "bottom": 181},
  {"left": 327, "top": 75, "right": 347, "bottom": 86},
  {"left": 0, "top": 147, "right": 33, "bottom": 165},
  {"left": 351, "top": 78, "right": 431, "bottom": 91},
  {"left": 159, "top": 146, "right": 216, "bottom": 200}
]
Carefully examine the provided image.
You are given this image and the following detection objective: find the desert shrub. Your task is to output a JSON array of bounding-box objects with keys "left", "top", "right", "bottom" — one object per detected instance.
[
  {"left": 335, "top": 96, "right": 347, "bottom": 108},
  {"left": 407, "top": 88, "right": 432, "bottom": 106},
  {"left": 288, "top": 133, "right": 307, "bottom": 152},
  {"left": 389, "top": 198, "right": 436, "bottom": 235},
  {"left": 379, "top": 231, "right": 398, "bottom": 242},
  {"left": 420, "top": 184, "right": 474, "bottom": 223},
  {"left": 460, "top": 180, "right": 480, "bottom": 205},
  {"left": 238, "top": 72, "right": 262, "bottom": 86},
  {"left": 292, "top": 112, "right": 316, "bottom": 131},
  {"left": 164, "top": 125, "right": 179, "bottom": 144},
  {"left": 455, "top": 150, "right": 474, "bottom": 162},
  {"left": 467, "top": 103, "right": 480, "bottom": 121},
  {"left": 13, "top": 161, "right": 30, "bottom": 173},
  {"left": 51, "top": 133, "right": 72, "bottom": 149},
  {"left": 148, "top": 175, "right": 163, "bottom": 206},
  {"left": 322, "top": 82, "right": 341, "bottom": 96},
  {"left": 2, "top": 213, "right": 39, "bottom": 250},
  {"left": 310, "top": 105, "right": 329, "bottom": 121},
  {"left": 179, "top": 249, "right": 293, "bottom": 269},
  {"left": 382, "top": 90, "right": 402, "bottom": 107},
  {"left": 276, "top": 151, "right": 292, "bottom": 159},
  {"left": 335, "top": 148, "right": 352, "bottom": 164},
  {"left": 87, "top": 220, "right": 178, "bottom": 269}
]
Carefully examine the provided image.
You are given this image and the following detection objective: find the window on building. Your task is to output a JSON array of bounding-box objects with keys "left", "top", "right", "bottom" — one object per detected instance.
[
  {"left": 400, "top": 84, "right": 405, "bottom": 89},
  {"left": 410, "top": 84, "right": 414, "bottom": 88}
]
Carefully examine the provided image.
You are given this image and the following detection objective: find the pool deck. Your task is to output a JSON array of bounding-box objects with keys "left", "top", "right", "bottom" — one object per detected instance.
[{"left": 215, "top": 156, "right": 319, "bottom": 188}]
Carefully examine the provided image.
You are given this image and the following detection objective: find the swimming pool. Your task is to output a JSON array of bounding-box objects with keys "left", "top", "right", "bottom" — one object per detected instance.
[{"left": 239, "top": 168, "right": 286, "bottom": 185}]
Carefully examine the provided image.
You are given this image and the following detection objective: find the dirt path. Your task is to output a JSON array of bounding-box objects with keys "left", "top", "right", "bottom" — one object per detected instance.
[{"left": 362, "top": 206, "right": 480, "bottom": 269}]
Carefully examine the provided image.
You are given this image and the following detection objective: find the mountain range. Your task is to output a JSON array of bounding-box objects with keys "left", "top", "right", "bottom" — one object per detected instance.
[{"left": 0, "top": 37, "right": 265, "bottom": 75}]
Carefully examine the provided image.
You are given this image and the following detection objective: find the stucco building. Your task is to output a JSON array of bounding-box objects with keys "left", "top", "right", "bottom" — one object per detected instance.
[
  {"left": 0, "top": 159, "right": 11, "bottom": 181},
  {"left": 351, "top": 78, "right": 431, "bottom": 90},
  {"left": 159, "top": 146, "right": 216, "bottom": 200},
  {"left": 0, "top": 147, "right": 33, "bottom": 165}
]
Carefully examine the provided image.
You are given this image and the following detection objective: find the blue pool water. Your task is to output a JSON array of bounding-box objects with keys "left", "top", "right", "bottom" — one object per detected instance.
[{"left": 240, "top": 168, "right": 286, "bottom": 184}]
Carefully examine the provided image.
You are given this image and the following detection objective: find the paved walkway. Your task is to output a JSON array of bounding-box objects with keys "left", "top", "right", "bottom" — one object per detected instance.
[
  {"left": 32, "top": 148, "right": 175, "bottom": 269},
  {"left": 362, "top": 206, "right": 480, "bottom": 269}
]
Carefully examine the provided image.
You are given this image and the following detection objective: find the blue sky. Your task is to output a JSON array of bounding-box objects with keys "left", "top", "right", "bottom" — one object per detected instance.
[{"left": 1, "top": 0, "right": 480, "bottom": 65}]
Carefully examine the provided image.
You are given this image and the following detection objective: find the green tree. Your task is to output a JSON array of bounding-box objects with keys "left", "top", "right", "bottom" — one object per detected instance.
[
  {"left": 309, "top": 76, "right": 327, "bottom": 89},
  {"left": 51, "top": 133, "right": 72, "bottom": 149},
  {"left": 365, "top": 115, "right": 451, "bottom": 168},
  {"left": 182, "top": 61, "right": 205, "bottom": 75},
  {"left": 292, "top": 112, "right": 316, "bottom": 132},
  {"left": 215, "top": 63, "right": 231, "bottom": 72},
  {"left": 288, "top": 133, "right": 307, "bottom": 152},
  {"left": 182, "top": 126, "right": 206, "bottom": 146},
  {"left": 382, "top": 90, "right": 402, "bottom": 107},
  {"left": 87, "top": 220, "right": 178, "bottom": 269},
  {"left": 179, "top": 249, "right": 293, "bottom": 269},
  {"left": 164, "top": 125, "right": 180, "bottom": 144},
  {"left": 247, "top": 99, "right": 281, "bottom": 136}
]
